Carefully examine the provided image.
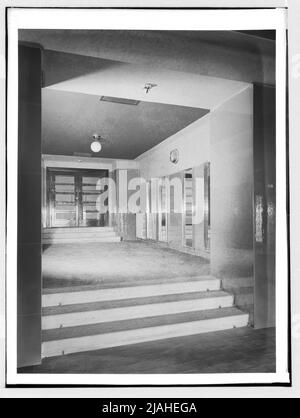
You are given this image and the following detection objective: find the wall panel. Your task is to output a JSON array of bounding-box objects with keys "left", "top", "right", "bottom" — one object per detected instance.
[
  {"left": 18, "top": 45, "right": 42, "bottom": 367},
  {"left": 253, "top": 84, "right": 276, "bottom": 328},
  {"left": 210, "top": 86, "right": 254, "bottom": 278}
]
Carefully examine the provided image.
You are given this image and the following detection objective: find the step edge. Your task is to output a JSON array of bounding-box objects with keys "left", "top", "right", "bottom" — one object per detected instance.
[
  {"left": 42, "top": 239, "right": 121, "bottom": 243},
  {"left": 41, "top": 313, "right": 249, "bottom": 355},
  {"left": 42, "top": 297, "right": 235, "bottom": 330},
  {"left": 42, "top": 292, "right": 234, "bottom": 316},
  {"left": 42, "top": 307, "right": 247, "bottom": 341},
  {"left": 42, "top": 276, "right": 219, "bottom": 295},
  {"left": 43, "top": 228, "right": 114, "bottom": 232}
]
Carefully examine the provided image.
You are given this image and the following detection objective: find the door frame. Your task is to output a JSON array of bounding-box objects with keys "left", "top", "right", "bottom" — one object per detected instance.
[
  {"left": 46, "top": 167, "right": 109, "bottom": 228},
  {"left": 182, "top": 169, "right": 193, "bottom": 248}
]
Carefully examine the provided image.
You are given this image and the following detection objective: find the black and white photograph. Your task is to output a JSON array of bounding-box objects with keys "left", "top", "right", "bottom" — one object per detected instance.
[{"left": 2, "top": 3, "right": 295, "bottom": 395}]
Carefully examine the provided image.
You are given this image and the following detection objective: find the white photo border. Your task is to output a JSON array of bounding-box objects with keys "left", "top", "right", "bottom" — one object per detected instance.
[{"left": 6, "top": 7, "right": 289, "bottom": 386}]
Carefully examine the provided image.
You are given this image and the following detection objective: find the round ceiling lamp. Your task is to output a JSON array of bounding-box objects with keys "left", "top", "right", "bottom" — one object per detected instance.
[
  {"left": 91, "top": 140, "right": 102, "bottom": 153},
  {"left": 90, "top": 134, "right": 103, "bottom": 153}
]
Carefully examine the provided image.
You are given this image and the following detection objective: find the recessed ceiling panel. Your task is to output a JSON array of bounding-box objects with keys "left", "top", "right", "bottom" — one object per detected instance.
[{"left": 42, "top": 89, "right": 209, "bottom": 159}]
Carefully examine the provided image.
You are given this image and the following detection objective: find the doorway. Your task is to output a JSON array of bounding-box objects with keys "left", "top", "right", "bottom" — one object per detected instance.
[{"left": 47, "top": 168, "right": 109, "bottom": 228}]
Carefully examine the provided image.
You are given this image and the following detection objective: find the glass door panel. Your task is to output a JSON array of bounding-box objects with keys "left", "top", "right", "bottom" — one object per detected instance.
[
  {"left": 48, "top": 169, "right": 109, "bottom": 228},
  {"left": 183, "top": 170, "right": 193, "bottom": 247},
  {"left": 51, "top": 175, "right": 77, "bottom": 227},
  {"left": 204, "top": 162, "right": 211, "bottom": 251},
  {"left": 80, "top": 175, "right": 108, "bottom": 227}
]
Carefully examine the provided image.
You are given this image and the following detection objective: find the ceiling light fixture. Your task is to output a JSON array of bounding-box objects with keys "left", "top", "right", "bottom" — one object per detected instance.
[
  {"left": 90, "top": 134, "right": 105, "bottom": 153},
  {"left": 144, "top": 82, "right": 157, "bottom": 94},
  {"left": 91, "top": 140, "right": 102, "bottom": 153}
]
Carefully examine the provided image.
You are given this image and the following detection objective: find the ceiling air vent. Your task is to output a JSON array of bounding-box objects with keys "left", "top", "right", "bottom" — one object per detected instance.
[
  {"left": 100, "top": 96, "right": 140, "bottom": 106},
  {"left": 73, "top": 152, "right": 92, "bottom": 158}
]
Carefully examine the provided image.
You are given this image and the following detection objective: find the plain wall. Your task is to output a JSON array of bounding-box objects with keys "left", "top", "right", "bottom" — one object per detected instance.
[
  {"left": 18, "top": 45, "right": 42, "bottom": 368},
  {"left": 210, "top": 86, "right": 254, "bottom": 278},
  {"left": 253, "top": 84, "right": 276, "bottom": 328},
  {"left": 138, "top": 115, "right": 210, "bottom": 181}
]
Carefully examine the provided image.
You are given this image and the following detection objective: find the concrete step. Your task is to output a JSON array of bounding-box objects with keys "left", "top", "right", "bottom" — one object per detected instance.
[
  {"left": 41, "top": 307, "right": 249, "bottom": 358},
  {"left": 42, "top": 277, "right": 221, "bottom": 308},
  {"left": 42, "top": 226, "right": 119, "bottom": 244},
  {"left": 42, "top": 290, "right": 234, "bottom": 330},
  {"left": 43, "top": 227, "right": 114, "bottom": 234},
  {"left": 43, "top": 275, "right": 215, "bottom": 294},
  {"left": 43, "top": 231, "right": 117, "bottom": 239},
  {"left": 233, "top": 289, "right": 254, "bottom": 307},
  {"left": 221, "top": 276, "right": 254, "bottom": 289},
  {"left": 43, "top": 236, "right": 121, "bottom": 245}
]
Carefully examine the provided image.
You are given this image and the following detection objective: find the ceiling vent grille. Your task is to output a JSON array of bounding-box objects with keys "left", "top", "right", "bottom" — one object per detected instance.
[
  {"left": 100, "top": 96, "right": 140, "bottom": 106},
  {"left": 73, "top": 152, "right": 93, "bottom": 158}
]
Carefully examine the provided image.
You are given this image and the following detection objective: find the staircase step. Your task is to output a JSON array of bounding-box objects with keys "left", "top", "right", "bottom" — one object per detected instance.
[
  {"left": 233, "top": 288, "right": 254, "bottom": 306},
  {"left": 43, "top": 237, "right": 121, "bottom": 244},
  {"left": 42, "top": 290, "right": 234, "bottom": 330},
  {"left": 42, "top": 277, "right": 221, "bottom": 307},
  {"left": 43, "top": 231, "right": 117, "bottom": 239},
  {"left": 41, "top": 307, "right": 249, "bottom": 358},
  {"left": 43, "top": 275, "right": 214, "bottom": 294},
  {"left": 221, "top": 276, "right": 254, "bottom": 289},
  {"left": 43, "top": 289, "right": 228, "bottom": 314},
  {"left": 43, "top": 227, "right": 114, "bottom": 234}
]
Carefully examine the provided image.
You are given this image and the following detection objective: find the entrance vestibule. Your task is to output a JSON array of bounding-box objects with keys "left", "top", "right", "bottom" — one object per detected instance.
[
  {"left": 16, "top": 28, "right": 278, "bottom": 370},
  {"left": 46, "top": 168, "right": 109, "bottom": 228}
]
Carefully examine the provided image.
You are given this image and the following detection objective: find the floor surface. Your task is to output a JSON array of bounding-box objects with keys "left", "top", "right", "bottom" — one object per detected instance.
[
  {"left": 19, "top": 327, "right": 275, "bottom": 374},
  {"left": 34, "top": 241, "right": 272, "bottom": 376},
  {"left": 42, "top": 241, "right": 210, "bottom": 288}
]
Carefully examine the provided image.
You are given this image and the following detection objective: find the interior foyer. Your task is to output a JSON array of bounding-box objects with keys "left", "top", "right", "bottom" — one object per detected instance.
[{"left": 17, "top": 30, "right": 276, "bottom": 372}]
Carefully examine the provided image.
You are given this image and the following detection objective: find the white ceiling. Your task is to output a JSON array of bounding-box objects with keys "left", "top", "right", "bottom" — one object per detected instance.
[
  {"left": 40, "top": 47, "right": 249, "bottom": 159},
  {"left": 46, "top": 57, "right": 249, "bottom": 110},
  {"left": 19, "top": 30, "right": 263, "bottom": 159},
  {"left": 42, "top": 89, "right": 209, "bottom": 159},
  {"left": 42, "top": 49, "right": 249, "bottom": 110}
]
